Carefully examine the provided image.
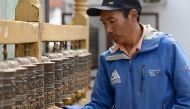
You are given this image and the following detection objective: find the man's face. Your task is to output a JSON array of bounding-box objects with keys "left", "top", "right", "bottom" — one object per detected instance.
[{"left": 100, "top": 10, "right": 132, "bottom": 45}]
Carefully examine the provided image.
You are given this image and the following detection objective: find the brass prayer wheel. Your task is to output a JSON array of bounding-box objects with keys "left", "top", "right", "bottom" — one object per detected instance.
[
  {"left": 1, "top": 69, "right": 16, "bottom": 109},
  {"left": 61, "top": 57, "right": 71, "bottom": 105},
  {"left": 15, "top": 67, "right": 28, "bottom": 109},
  {"left": 62, "top": 51, "right": 76, "bottom": 91},
  {"left": 14, "top": 57, "right": 37, "bottom": 109},
  {"left": 28, "top": 56, "right": 45, "bottom": 109},
  {"left": 5, "top": 60, "right": 27, "bottom": 109},
  {"left": 0, "top": 61, "right": 9, "bottom": 109},
  {"left": 50, "top": 59, "right": 63, "bottom": 107},
  {"left": 43, "top": 61, "right": 55, "bottom": 108},
  {"left": 46, "top": 54, "right": 64, "bottom": 107},
  {"left": 64, "top": 55, "right": 76, "bottom": 103},
  {"left": 67, "top": 50, "right": 79, "bottom": 91},
  {"left": 21, "top": 64, "right": 37, "bottom": 109},
  {"left": 77, "top": 54, "right": 86, "bottom": 90},
  {"left": 34, "top": 63, "right": 45, "bottom": 109}
]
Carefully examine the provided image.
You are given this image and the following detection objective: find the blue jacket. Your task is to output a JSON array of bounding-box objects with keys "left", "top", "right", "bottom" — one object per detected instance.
[{"left": 65, "top": 27, "right": 190, "bottom": 109}]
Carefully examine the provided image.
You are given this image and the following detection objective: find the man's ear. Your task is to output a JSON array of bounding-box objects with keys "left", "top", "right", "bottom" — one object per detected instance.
[{"left": 128, "top": 9, "right": 138, "bottom": 21}]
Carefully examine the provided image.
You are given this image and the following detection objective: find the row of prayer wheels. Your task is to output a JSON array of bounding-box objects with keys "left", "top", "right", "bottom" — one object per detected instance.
[{"left": 0, "top": 49, "right": 92, "bottom": 109}]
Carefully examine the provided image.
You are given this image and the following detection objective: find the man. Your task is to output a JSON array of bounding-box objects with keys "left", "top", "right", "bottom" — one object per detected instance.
[{"left": 61, "top": 0, "right": 190, "bottom": 109}]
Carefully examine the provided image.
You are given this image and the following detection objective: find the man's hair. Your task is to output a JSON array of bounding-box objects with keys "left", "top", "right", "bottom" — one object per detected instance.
[{"left": 121, "top": 9, "right": 141, "bottom": 22}]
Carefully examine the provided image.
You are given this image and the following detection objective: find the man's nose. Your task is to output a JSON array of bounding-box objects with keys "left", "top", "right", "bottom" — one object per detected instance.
[{"left": 106, "top": 26, "right": 113, "bottom": 33}]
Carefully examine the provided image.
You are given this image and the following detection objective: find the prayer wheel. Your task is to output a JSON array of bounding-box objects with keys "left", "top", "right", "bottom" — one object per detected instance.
[
  {"left": 22, "top": 64, "right": 36, "bottom": 109},
  {"left": 34, "top": 63, "right": 45, "bottom": 109},
  {"left": 27, "top": 56, "right": 45, "bottom": 109},
  {"left": 5, "top": 60, "right": 27, "bottom": 109},
  {"left": 50, "top": 58, "right": 63, "bottom": 107},
  {"left": 76, "top": 49, "right": 92, "bottom": 98},
  {"left": 43, "top": 62, "right": 55, "bottom": 108},
  {"left": 15, "top": 57, "right": 37, "bottom": 109},
  {"left": 46, "top": 53, "right": 65, "bottom": 107},
  {"left": 15, "top": 67, "right": 28, "bottom": 109},
  {"left": 77, "top": 54, "right": 86, "bottom": 90},
  {"left": 84, "top": 51, "right": 92, "bottom": 88},
  {"left": 42, "top": 56, "right": 55, "bottom": 108},
  {"left": 67, "top": 50, "right": 82, "bottom": 100},
  {"left": 61, "top": 58, "right": 71, "bottom": 105},
  {"left": 62, "top": 51, "right": 76, "bottom": 104},
  {"left": 66, "top": 55, "right": 76, "bottom": 102},
  {"left": 1, "top": 69, "right": 16, "bottom": 109}
]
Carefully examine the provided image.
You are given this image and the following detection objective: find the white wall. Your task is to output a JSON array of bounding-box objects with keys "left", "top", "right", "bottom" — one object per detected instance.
[
  {"left": 90, "top": 17, "right": 106, "bottom": 56},
  {"left": 142, "top": 0, "right": 190, "bottom": 57},
  {"left": 88, "top": 0, "right": 106, "bottom": 56}
]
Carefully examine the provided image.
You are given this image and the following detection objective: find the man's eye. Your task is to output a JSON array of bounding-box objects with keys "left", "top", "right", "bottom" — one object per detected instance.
[{"left": 110, "top": 21, "right": 115, "bottom": 23}]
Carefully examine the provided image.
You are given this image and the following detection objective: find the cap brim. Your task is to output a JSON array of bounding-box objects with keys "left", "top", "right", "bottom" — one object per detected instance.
[{"left": 86, "top": 6, "right": 121, "bottom": 16}]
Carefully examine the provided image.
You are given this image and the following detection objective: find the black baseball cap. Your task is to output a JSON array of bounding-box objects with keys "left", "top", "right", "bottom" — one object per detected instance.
[{"left": 86, "top": 0, "right": 142, "bottom": 16}]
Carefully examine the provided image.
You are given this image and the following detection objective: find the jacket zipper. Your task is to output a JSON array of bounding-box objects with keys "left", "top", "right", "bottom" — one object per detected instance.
[
  {"left": 140, "top": 65, "right": 145, "bottom": 95},
  {"left": 129, "top": 60, "right": 136, "bottom": 109}
]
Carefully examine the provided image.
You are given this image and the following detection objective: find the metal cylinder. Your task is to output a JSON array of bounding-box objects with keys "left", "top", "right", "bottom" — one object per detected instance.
[
  {"left": 79, "top": 50, "right": 92, "bottom": 98},
  {"left": 65, "top": 56, "right": 75, "bottom": 95},
  {"left": 43, "top": 62, "right": 55, "bottom": 108},
  {"left": 82, "top": 50, "right": 92, "bottom": 88},
  {"left": 62, "top": 55, "right": 75, "bottom": 104},
  {"left": 85, "top": 52, "right": 92, "bottom": 88},
  {"left": 34, "top": 63, "right": 45, "bottom": 109},
  {"left": 61, "top": 51, "right": 73, "bottom": 104},
  {"left": 0, "top": 62, "right": 9, "bottom": 109},
  {"left": 1, "top": 69, "right": 16, "bottom": 109},
  {"left": 61, "top": 58, "right": 70, "bottom": 105},
  {"left": 22, "top": 64, "right": 37, "bottom": 109},
  {"left": 50, "top": 59, "right": 63, "bottom": 107},
  {"left": 5, "top": 60, "right": 28, "bottom": 109},
  {"left": 15, "top": 57, "right": 38, "bottom": 109},
  {"left": 15, "top": 67, "right": 27, "bottom": 109},
  {"left": 27, "top": 56, "right": 45, "bottom": 109},
  {"left": 77, "top": 54, "right": 86, "bottom": 90}
]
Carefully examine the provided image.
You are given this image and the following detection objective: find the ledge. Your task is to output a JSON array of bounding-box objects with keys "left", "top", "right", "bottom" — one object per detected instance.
[
  {"left": 42, "top": 23, "right": 88, "bottom": 42},
  {"left": 0, "top": 20, "right": 39, "bottom": 44}
]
